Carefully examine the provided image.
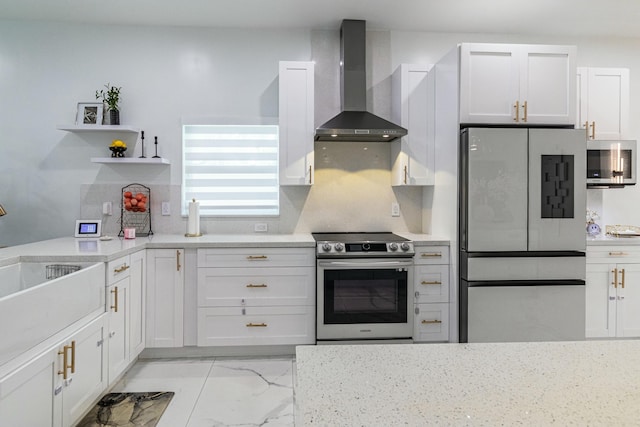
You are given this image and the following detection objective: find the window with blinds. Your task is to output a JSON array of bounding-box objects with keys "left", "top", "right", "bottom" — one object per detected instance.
[{"left": 182, "top": 124, "right": 279, "bottom": 216}]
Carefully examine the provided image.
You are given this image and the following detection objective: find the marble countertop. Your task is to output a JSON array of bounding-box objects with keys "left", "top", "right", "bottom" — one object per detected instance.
[
  {"left": 0, "top": 232, "right": 448, "bottom": 266},
  {"left": 587, "top": 234, "right": 640, "bottom": 245},
  {"left": 295, "top": 340, "right": 640, "bottom": 426}
]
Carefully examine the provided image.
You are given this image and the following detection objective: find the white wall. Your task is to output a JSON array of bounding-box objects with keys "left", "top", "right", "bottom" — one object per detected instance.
[{"left": 3, "top": 20, "right": 640, "bottom": 245}]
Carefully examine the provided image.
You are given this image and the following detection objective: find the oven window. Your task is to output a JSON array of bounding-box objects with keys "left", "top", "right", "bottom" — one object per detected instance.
[{"left": 323, "top": 269, "right": 408, "bottom": 324}]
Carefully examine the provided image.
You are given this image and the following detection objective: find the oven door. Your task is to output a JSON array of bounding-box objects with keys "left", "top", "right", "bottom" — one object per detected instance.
[{"left": 317, "top": 258, "right": 414, "bottom": 341}]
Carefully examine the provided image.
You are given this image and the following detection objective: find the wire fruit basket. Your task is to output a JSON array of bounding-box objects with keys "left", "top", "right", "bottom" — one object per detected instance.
[{"left": 119, "top": 183, "right": 153, "bottom": 237}]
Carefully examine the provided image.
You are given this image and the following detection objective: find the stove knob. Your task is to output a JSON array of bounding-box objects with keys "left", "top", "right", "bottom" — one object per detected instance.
[
  {"left": 334, "top": 243, "right": 345, "bottom": 252},
  {"left": 400, "top": 242, "right": 411, "bottom": 251},
  {"left": 322, "top": 243, "right": 332, "bottom": 252},
  {"left": 389, "top": 242, "right": 398, "bottom": 251}
]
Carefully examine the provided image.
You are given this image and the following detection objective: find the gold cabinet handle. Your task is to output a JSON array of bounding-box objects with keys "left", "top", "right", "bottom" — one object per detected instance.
[
  {"left": 421, "top": 319, "right": 442, "bottom": 324},
  {"left": 513, "top": 100, "right": 520, "bottom": 122},
  {"left": 309, "top": 165, "right": 313, "bottom": 185},
  {"left": 609, "top": 252, "right": 627, "bottom": 256},
  {"left": 404, "top": 165, "right": 408, "bottom": 184},
  {"left": 246, "top": 283, "right": 267, "bottom": 288},
  {"left": 110, "top": 286, "right": 119, "bottom": 312},
  {"left": 612, "top": 269, "right": 618, "bottom": 288},
  {"left": 583, "top": 121, "right": 590, "bottom": 139},
  {"left": 114, "top": 264, "right": 129, "bottom": 274},
  {"left": 57, "top": 340, "right": 75, "bottom": 379},
  {"left": 246, "top": 322, "right": 267, "bottom": 327},
  {"left": 421, "top": 253, "right": 442, "bottom": 258},
  {"left": 176, "top": 250, "right": 181, "bottom": 272},
  {"left": 590, "top": 121, "right": 596, "bottom": 139},
  {"left": 421, "top": 280, "right": 442, "bottom": 285},
  {"left": 247, "top": 255, "right": 268, "bottom": 260},
  {"left": 522, "top": 100, "right": 528, "bottom": 122},
  {"left": 621, "top": 268, "right": 626, "bottom": 289}
]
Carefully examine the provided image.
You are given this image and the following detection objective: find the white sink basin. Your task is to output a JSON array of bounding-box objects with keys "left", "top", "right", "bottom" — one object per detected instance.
[{"left": 0, "top": 261, "right": 105, "bottom": 367}]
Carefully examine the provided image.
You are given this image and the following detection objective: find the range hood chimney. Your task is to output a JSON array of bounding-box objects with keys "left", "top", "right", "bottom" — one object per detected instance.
[{"left": 315, "top": 20, "right": 407, "bottom": 143}]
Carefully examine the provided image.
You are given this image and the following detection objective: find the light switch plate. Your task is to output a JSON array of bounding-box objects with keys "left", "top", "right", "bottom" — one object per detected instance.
[
  {"left": 391, "top": 202, "right": 400, "bottom": 217},
  {"left": 102, "top": 202, "right": 112, "bottom": 216},
  {"left": 161, "top": 202, "right": 171, "bottom": 216}
]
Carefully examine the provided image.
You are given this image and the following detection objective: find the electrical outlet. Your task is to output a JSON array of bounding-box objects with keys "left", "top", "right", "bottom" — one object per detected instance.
[
  {"left": 161, "top": 202, "right": 171, "bottom": 216},
  {"left": 391, "top": 202, "right": 400, "bottom": 217},
  {"left": 254, "top": 223, "right": 268, "bottom": 232},
  {"left": 102, "top": 202, "right": 112, "bottom": 216}
]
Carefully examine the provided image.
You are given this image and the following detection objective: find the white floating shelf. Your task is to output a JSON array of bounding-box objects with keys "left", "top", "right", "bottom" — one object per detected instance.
[
  {"left": 91, "top": 157, "right": 170, "bottom": 165},
  {"left": 57, "top": 124, "right": 141, "bottom": 133}
]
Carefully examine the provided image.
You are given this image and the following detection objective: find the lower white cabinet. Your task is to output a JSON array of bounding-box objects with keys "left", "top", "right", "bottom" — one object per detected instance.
[
  {"left": 146, "top": 249, "right": 184, "bottom": 348},
  {"left": 0, "top": 314, "right": 107, "bottom": 427},
  {"left": 196, "top": 247, "right": 315, "bottom": 346},
  {"left": 586, "top": 247, "right": 640, "bottom": 338},
  {"left": 107, "top": 279, "right": 128, "bottom": 384},
  {"left": 413, "top": 246, "right": 450, "bottom": 342},
  {"left": 128, "top": 250, "right": 146, "bottom": 360}
]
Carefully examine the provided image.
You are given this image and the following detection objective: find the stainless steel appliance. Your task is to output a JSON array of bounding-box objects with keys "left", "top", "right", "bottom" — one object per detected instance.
[
  {"left": 459, "top": 127, "right": 587, "bottom": 343},
  {"left": 587, "top": 140, "right": 637, "bottom": 187},
  {"left": 314, "top": 232, "right": 414, "bottom": 342}
]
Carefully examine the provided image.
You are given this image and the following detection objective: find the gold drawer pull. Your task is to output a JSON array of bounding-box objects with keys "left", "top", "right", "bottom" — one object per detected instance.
[
  {"left": 609, "top": 252, "right": 627, "bottom": 256},
  {"left": 246, "top": 284, "right": 267, "bottom": 288},
  {"left": 246, "top": 322, "right": 267, "bottom": 327},
  {"left": 621, "top": 268, "right": 626, "bottom": 289},
  {"left": 421, "top": 319, "right": 442, "bottom": 324},
  {"left": 57, "top": 340, "right": 75, "bottom": 379},
  {"left": 421, "top": 281, "right": 442, "bottom": 285},
  {"left": 247, "top": 255, "right": 268, "bottom": 260},
  {"left": 612, "top": 269, "right": 618, "bottom": 288},
  {"left": 114, "top": 264, "right": 129, "bottom": 273},
  {"left": 421, "top": 253, "right": 442, "bottom": 258}
]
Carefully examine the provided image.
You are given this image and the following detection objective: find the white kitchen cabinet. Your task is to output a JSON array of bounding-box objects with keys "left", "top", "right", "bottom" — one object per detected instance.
[
  {"left": 146, "top": 249, "right": 184, "bottom": 348},
  {"left": 391, "top": 64, "right": 435, "bottom": 186},
  {"left": 577, "top": 67, "right": 629, "bottom": 140},
  {"left": 128, "top": 250, "right": 146, "bottom": 359},
  {"left": 413, "top": 246, "right": 450, "bottom": 342},
  {"left": 459, "top": 43, "right": 576, "bottom": 125},
  {"left": 196, "top": 247, "right": 315, "bottom": 346},
  {"left": 586, "top": 247, "right": 640, "bottom": 338},
  {"left": 279, "top": 61, "right": 315, "bottom": 185},
  {"left": 107, "top": 279, "right": 128, "bottom": 384}
]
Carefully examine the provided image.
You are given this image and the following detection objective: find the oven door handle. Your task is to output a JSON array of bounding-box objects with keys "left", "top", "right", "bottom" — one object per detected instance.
[{"left": 318, "top": 260, "right": 413, "bottom": 268}]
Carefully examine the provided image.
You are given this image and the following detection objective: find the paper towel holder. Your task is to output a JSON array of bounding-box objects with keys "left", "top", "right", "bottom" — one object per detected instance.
[{"left": 185, "top": 198, "right": 203, "bottom": 237}]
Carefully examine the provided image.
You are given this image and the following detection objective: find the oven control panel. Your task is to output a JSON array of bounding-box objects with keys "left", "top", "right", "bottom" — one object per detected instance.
[{"left": 316, "top": 241, "right": 414, "bottom": 257}]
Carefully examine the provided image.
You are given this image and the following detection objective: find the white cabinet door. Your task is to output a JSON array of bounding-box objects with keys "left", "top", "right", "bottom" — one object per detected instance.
[
  {"left": 459, "top": 43, "right": 520, "bottom": 124},
  {"left": 414, "top": 303, "right": 449, "bottom": 342},
  {"left": 519, "top": 45, "right": 575, "bottom": 125},
  {"left": 61, "top": 314, "right": 107, "bottom": 426},
  {"left": 0, "top": 350, "right": 60, "bottom": 427},
  {"left": 107, "top": 279, "right": 129, "bottom": 384},
  {"left": 585, "top": 263, "right": 616, "bottom": 338},
  {"left": 279, "top": 61, "right": 315, "bottom": 185},
  {"left": 460, "top": 43, "right": 575, "bottom": 125},
  {"left": 617, "top": 263, "right": 640, "bottom": 337},
  {"left": 128, "top": 250, "right": 146, "bottom": 359},
  {"left": 391, "top": 64, "right": 434, "bottom": 186},
  {"left": 577, "top": 67, "right": 629, "bottom": 140},
  {"left": 146, "top": 249, "right": 184, "bottom": 348}
]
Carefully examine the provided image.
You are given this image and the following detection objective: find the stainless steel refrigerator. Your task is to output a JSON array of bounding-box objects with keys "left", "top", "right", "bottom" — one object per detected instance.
[{"left": 459, "top": 127, "right": 586, "bottom": 343}]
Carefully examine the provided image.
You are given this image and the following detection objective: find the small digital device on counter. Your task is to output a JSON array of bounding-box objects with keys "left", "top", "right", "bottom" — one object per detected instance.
[{"left": 74, "top": 220, "right": 101, "bottom": 238}]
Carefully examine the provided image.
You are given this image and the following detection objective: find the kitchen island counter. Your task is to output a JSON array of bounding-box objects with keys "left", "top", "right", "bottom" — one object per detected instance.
[{"left": 295, "top": 340, "right": 640, "bottom": 426}]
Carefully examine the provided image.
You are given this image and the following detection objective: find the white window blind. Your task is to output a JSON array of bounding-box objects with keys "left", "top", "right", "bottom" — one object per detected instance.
[{"left": 182, "top": 124, "right": 279, "bottom": 216}]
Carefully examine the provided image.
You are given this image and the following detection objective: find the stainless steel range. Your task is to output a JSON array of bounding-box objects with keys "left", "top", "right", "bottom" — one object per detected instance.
[{"left": 313, "top": 232, "right": 414, "bottom": 342}]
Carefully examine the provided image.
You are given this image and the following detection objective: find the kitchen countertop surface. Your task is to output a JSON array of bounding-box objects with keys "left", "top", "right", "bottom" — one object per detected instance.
[
  {"left": 0, "top": 233, "right": 449, "bottom": 266},
  {"left": 295, "top": 340, "right": 640, "bottom": 426},
  {"left": 587, "top": 234, "right": 640, "bottom": 245}
]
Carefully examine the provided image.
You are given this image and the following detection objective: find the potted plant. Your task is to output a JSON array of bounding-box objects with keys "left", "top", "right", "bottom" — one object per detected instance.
[{"left": 96, "top": 83, "right": 121, "bottom": 125}]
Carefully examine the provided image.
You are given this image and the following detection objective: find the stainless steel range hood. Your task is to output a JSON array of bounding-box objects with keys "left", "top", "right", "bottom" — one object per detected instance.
[{"left": 315, "top": 20, "right": 407, "bottom": 143}]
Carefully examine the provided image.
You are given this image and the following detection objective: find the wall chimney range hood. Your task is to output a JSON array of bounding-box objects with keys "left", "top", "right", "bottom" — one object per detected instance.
[{"left": 315, "top": 20, "right": 407, "bottom": 143}]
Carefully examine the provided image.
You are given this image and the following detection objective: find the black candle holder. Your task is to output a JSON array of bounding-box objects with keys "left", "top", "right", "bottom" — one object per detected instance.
[
  {"left": 139, "top": 130, "right": 146, "bottom": 158},
  {"left": 152, "top": 136, "right": 160, "bottom": 158}
]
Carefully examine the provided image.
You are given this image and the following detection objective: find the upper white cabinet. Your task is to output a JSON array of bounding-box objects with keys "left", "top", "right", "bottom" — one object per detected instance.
[
  {"left": 577, "top": 67, "right": 629, "bottom": 140},
  {"left": 391, "top": 64, "right": 435, "bottom": 186},
  {"left": 279, "top": 61, "right": 315, "bottom": 185},
  {"left": 459, "top": 43, "right": 576, "bottom": 125}
]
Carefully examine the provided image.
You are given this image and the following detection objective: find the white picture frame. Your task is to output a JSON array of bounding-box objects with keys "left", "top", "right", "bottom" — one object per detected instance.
[{"left": 76, "top": 102, "right": 104, "bottom": 125}]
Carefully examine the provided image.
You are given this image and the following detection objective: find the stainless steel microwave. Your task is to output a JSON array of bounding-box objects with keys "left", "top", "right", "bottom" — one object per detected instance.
[{"left": 587, "top": 140, "right": 636, "bottom": 187}]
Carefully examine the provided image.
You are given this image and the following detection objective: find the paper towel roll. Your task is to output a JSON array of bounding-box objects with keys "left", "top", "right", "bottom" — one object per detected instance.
[{"left": 187, "top": 199, "right": 200, "bottom": 235}]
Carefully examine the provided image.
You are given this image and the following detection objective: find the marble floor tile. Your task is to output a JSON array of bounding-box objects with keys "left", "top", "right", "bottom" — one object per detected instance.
[
  {"left": 111, "top": 359, "right": 214, "bottom": 427},
  {"left": 187, "top": 358, "right": 295, "bottom": 427}
]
